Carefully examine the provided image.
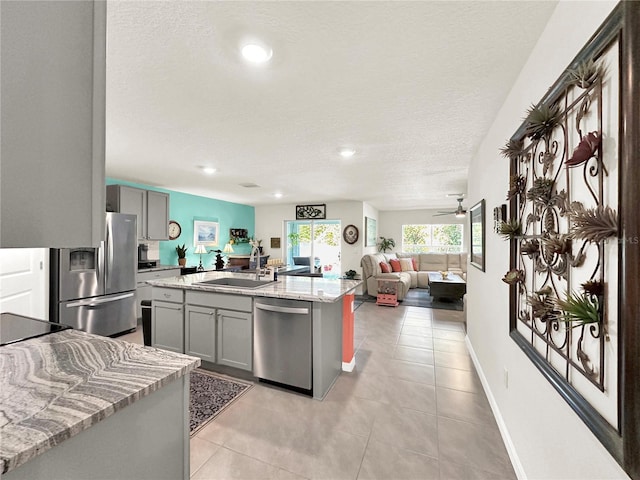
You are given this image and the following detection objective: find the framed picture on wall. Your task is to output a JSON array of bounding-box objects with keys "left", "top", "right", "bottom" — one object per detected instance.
[
  {"left": 365, "top": 217, "right": 377, "bottom": 247},
  {"left": 194, "top": 221, "right": 219, "bottom": 247},
  {"left": 469, "top": 200, "right": 485, "bottom": 271}
]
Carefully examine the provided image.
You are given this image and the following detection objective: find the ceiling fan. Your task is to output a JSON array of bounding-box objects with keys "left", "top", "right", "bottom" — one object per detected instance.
[{"left": 435, "top": 197, "right": 466, "bottom": 218}]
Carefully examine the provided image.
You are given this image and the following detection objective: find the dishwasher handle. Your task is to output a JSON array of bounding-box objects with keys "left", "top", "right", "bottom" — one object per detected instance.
[{"left": 255, "top": 302, "right": 309, "bottom": 315}]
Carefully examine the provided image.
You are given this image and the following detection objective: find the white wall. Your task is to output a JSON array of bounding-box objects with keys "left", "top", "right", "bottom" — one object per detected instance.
[
  {"left": 466, "top": 1, "right": 627, "bottom": 479},
  {"left": 379, "top": 209, "right": 467, "bottom": 253},
  {"left": 255, "top": 200, "right": 369, "bottom": 276}
]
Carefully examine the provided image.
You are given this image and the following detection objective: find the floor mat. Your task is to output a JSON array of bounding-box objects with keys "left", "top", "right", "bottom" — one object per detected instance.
[
  {"left": 355, "top": 287, "right": 463, "bottom": 311},
  {"left": 189, "top": 369, "right": 252, "bottom": 435}
]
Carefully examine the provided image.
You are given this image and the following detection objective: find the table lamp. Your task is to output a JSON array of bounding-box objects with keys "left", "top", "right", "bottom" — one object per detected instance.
[
  {"left": 194, "top": 244, "right": 208, "bottom": 271},
  {"left": 223, "top": 242, "right": 234, "bottom": 263}
]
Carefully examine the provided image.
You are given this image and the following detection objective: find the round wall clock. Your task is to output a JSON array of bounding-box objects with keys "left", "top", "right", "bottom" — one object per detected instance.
[
  {"left": 343, "top": 224, "right": 359, "bottom": 244},
  {"left": 168, "top": 220, "right": 182, "bottom": 240}
]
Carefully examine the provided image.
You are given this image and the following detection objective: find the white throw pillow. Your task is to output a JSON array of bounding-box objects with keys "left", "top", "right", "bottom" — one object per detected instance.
[{"left": 399, "top": 258, "right": 414, "bottom": 272}]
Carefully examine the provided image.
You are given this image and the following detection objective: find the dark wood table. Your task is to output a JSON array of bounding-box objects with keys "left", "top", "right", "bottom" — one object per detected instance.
[{"left": 427, "top": 272, "right": 466, "bottom": 301}]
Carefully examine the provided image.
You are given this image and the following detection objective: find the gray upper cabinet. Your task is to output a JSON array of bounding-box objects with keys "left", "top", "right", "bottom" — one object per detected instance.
[
  {"left": 107, "top": 185, "right": 169, "bottom": 240},
  {"left": 112, "top": 186, "right": 146, "bottom": 239},
  {"left": 0, "top": 1, "right": 106, "bottom": 248},
  {"left": 146, "top": 191, "right": 170, "bottom": 240}
]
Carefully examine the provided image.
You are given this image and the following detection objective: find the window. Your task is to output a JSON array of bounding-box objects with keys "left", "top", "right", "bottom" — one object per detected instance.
[{"left": 401, "top": 224, "right": 463, "bottom": 253}]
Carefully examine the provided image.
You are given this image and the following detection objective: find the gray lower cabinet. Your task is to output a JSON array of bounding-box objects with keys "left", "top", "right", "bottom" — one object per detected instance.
[
  {"left": 137, "top": 268, "right": 181, "bottom": 319},
  {"left": 151, "top": 288, "right": 184, "bottom": 354},
  {"left": 185, "top": 305, "right": 216, "bottom": 362},
  {"left": 184, "top": 291, "right": 253, "bottom": 371},
  {"left": 152, "top": 301, "right": 183, "bottom": 353},
  {"left": 217, "top": 309, "right": 252, "bottom": 370}
]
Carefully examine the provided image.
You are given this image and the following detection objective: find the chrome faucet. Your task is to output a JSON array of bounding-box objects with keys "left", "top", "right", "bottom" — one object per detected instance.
[{"left": 250, "top": 242, "right": 264, "bottom": 280}]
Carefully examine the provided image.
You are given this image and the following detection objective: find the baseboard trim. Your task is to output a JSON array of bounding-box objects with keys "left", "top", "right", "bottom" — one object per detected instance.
[
  {"left": 465, "top": 335, "right": 527, "bottom": 480},
  {"left": 342, "top": 357, "right": 355, "bottom": 372}
]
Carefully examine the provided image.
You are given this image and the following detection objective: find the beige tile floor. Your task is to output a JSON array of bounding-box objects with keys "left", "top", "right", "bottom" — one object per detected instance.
[{"left": 120, "top": 302, "right": 516, "bottom": 480}]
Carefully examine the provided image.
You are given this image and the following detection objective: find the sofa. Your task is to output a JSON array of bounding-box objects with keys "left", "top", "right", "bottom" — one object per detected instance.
[{"left": 360, "top": 252, "right": 468, "bottom": 300}]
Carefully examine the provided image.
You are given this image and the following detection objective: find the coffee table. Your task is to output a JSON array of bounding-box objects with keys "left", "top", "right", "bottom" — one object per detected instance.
[{"left": 427, "top": 272, "right": 466, "bottom": 301}]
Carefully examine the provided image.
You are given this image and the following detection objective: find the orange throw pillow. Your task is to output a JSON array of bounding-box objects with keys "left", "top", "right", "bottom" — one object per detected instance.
[
  {"left": 412, "top": 258, "right": 418, "bottom": 271},
  {"left": 389, "top": 259, "right": 402, "bottom": 272},
  {"left": 380, "top": 262, "right": 391, "bottom": 273}
]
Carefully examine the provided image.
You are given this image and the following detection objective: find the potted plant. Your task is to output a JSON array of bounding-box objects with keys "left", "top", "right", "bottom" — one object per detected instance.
[
  {"left": 175, "top": 244, "right": 188, "bottom": 266},
  {"left": 287, "top": 233, "right": 300, "bottom": 247},
  {"left": 377, "top": 236, "right": 395, "bottom": 253},
  {"left": 344, "top": 269, "right": 357, "bottom": 280}
]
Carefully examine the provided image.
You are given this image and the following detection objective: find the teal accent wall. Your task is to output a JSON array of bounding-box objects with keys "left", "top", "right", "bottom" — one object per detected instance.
[{"left": 106, "top": 178, "right": 255, "bottom": 267}]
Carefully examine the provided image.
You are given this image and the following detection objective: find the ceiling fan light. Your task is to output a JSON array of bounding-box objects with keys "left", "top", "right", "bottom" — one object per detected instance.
[
  {"left": 241, "top": 44, "right": 273, "bottom": 63},
  {"left": 339, "top": 148, "right": 356, "bottom": 158},
  {"left": 455, "top": 212, "right": 466, "bottom": 218}
]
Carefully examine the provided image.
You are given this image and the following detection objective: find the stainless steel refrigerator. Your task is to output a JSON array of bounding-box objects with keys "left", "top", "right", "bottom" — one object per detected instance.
[{"left": 50, "top": 213, "right": 137, "bottom": 336}]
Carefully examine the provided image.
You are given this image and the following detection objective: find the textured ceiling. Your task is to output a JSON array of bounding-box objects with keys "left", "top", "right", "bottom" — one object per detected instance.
[{"left": 105, "top": 1, "right": 557, "bottom": 211}]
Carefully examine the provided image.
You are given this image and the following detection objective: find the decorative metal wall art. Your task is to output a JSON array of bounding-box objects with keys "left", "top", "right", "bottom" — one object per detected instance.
[
  {"left": 499, "top": 4, "right": 640, "bottom": 477},
  {"left": 295, "top": 204, "right": 326, "bottom": 220},
  {"left": 504, "top": 57, "right": 615, "bottom": 399}
]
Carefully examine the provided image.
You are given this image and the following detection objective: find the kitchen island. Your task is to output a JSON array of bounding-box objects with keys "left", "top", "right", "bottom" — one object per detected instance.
[
  {"left": 0, "top": 329, "right": 199, "bottom": 479},
  {"left": 148, "top": 271, "right": 360, "bottom": 400}
]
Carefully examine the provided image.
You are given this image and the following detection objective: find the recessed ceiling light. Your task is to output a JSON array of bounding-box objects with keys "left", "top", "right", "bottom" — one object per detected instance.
[
  {"left": 241, "top": 44, "right": 273, "bottom": 63},
  {"left": 201, "top": 167, "right": 216, "bottom": 175},
  {"left": 339, "top": 148, "right": 356, "bottom": 158},
  {"left": 274, "top": 192, "right": 283, "bottom": 199}
]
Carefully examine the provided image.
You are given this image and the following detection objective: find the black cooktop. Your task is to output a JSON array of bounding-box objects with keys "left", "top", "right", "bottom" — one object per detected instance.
[{"left": 0, "top": 313, "right": 71, "bottom": 346}]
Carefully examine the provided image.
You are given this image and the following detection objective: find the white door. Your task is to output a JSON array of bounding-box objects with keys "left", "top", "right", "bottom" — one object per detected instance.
[{"left": 0, "top": 248, "right": 48, "bottom": 319}]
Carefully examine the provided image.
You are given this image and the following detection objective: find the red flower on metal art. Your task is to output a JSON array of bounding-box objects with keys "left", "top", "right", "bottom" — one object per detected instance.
[{"left": 566, "top": 131, "right": 601, "bottom": 167}]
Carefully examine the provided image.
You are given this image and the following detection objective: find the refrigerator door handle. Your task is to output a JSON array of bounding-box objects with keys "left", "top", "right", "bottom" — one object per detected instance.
[
  {"left": 97, "top": 240, "right": 105, "bottom": 287},
  {"left": 106, "top": 217, "right": 114, "bottom": 286},
  {"left": 65, "top": 292, "right": 135, "bottom": 308}
]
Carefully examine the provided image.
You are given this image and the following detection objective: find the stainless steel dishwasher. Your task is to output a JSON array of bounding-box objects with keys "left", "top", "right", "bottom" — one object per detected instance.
[{"left": 253, "top": 297, "right": 312, "bottom": 393}]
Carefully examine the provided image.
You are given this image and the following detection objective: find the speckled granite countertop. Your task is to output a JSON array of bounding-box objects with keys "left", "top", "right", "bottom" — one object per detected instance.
[
  {"left": 147, "top": 271, "right": 361, "bottom": 303},
  {"left": 0, "top": 330, "right": 200, "bottom": 474},
  {"left": 137, "top": 264, "right": 182, "bottom": 274}
]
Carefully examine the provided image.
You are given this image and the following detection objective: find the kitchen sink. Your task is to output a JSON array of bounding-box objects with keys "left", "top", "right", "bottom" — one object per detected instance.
[{"left": 195, "top": 278, "right": 276, "bottom": 289}]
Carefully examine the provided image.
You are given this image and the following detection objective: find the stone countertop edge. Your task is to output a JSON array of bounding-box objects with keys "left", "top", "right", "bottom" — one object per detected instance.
[
  {"left": 146, "top": 271, "right": 362, "bottom": 303},
  {"left": 137, "top": 264, "right": 182, "bottom": 273},
  {"left": 0, "top": 330, "right": 200, "bottom": 475}
]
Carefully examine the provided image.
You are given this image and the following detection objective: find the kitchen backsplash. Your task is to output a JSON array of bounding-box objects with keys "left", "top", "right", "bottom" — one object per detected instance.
[{"left": 141, "top": 241, "right": 160, "bottom": 260}]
